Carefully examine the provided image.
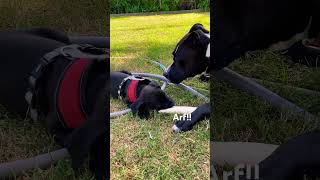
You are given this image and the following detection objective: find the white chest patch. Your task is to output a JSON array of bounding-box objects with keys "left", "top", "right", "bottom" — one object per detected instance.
[{"left": 205, "top": 33, "right": 210, "bottom": 58}]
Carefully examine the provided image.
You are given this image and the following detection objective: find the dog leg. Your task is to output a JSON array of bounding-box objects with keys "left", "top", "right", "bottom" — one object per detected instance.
[
  {"left": 65, "top": 83, "right": 108, "bottom": 176},
  {"left": 172, "top": 103, "right": 210, "bottom": 132},
  {"left": 89, "top": 133, "right": 108, "bottom": 180}
]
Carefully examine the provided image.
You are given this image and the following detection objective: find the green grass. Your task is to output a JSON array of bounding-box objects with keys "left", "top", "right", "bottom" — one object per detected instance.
[
  {"left": 211, "top": 51, "right": 320, "bottom": 142},
  {"left": 0, "top": 0, "right": 109, "bottom": 36},
  {"left": 211, "top": 51, "right": 320, "bottom": 176},
  {"left": 0, "top": 0, "right": 108, "bottom": 179},
  {"left": 110, "top": 13, "right": 210, "bottom": 179}
]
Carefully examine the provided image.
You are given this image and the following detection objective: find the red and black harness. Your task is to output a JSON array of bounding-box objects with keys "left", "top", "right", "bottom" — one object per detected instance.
[
  {"left": 25, "top": 44, "right": 107, "bottom": 129},
  {"left": 117, "top": 76, "right": 150, "bottom": 104}
]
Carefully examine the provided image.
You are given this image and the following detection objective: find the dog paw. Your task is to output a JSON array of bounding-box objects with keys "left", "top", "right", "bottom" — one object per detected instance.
[
  {"left": 172, "top": 124, "right": 181, "bottom": 133},
  {"left": 172, "top": 121, "right": 193, "bottom": 133},
  {"left": 199, "top": 74, "right": 210, "bottom": 82}
]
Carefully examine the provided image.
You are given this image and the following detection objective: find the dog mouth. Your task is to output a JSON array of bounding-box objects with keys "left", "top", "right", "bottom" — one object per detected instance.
[{"left": 163, "top": 70, "right": 185, "bottom": 84}]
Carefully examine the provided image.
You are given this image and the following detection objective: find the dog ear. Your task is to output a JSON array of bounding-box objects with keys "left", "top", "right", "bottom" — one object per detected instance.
[
  {"left": 185, "top": 31, "right": 203, "bottom": 46},
  {"left": 186, "top": 30, "right": 210, "bottom": 51},
  {"left": 189, "top": 23, "right": 209, "bottom": 33},
  {"left": 130, "top": 100, "right": 150, "bottom": 119}
]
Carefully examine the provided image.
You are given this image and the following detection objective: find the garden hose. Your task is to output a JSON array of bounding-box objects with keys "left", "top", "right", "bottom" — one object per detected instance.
[{"left": 214, "top": 68, "right": 318, "bottom": 121}]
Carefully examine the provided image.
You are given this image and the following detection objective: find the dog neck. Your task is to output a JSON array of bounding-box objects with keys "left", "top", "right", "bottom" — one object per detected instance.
[{"left": 118, "top": 76, "right": 150, "bottom": 103}]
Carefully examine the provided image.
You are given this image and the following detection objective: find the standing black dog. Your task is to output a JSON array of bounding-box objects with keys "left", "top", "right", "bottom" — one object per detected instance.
[
  {"left": 164, "top": 23, "right": 211, "bottom": 132},
  {"left": 0, "top": 28, "right": 108, "bottom": 179},
  {"left": 111, "top": 71, "right": 174, "bottom": 118}
]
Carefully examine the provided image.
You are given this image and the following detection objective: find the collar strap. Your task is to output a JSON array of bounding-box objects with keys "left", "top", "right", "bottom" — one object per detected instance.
[
  {"left": 57, "top": 58, "right": 90, "bottom": 129},
  {"left": 127, "top": 80, "right": 139, "bottom": 103},
  {"left": 117, "top": 76, "right": 148, "bottom": 103}
]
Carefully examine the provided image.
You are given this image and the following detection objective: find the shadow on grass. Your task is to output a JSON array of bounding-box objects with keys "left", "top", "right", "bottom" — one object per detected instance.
[{"left": 210, "top": 51, "right": 320, "bottom": 144}]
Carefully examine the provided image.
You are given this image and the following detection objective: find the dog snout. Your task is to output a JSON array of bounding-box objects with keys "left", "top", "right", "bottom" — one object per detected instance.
[{"left": 163, "top": 64, "right": 187, "bottom": 84}]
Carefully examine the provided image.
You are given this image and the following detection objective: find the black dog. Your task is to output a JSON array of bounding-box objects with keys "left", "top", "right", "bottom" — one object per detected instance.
[
  {"left": 0, "top": 28, "right": 108, "bottom": 179},
  {"left": 211, "top": 0, "right": 320, "bottom": 70},
  {"left": 164, "top": 23, "right": 211, "bottom": 132},
  {"left": 164, "top": 23, "right": 210, "bottom": 84},
  {"left": 111, "top": 71, "right": 174, "bottom": 118}
]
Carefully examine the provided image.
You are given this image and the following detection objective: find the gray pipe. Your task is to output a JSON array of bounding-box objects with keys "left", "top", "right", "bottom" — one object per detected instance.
[
  {"left": 249, "top": 78, "right": 320, "bottom": 97},
  {"left": 69, "top": 36, "right": 109, "bottom": 48},
  {"left": 214, "top": 68, "right": 318, "bottom": 121},
  {"left": 0, "top": 149, "right": 69, "bottom": 178},
  {"left": 110, "top": 109, "right": 132, "bottom": 119}
]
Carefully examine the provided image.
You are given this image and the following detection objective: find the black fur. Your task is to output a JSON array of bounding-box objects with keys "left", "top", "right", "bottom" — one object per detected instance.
[
  {"left": 164, "top": 23, "right": 210, "bottom": 84},
  {"left": 211, "top": 0, "right": 320, "bottom": 70},
  {"left": 0, "top": 28, "right": 108, "bottom": 179},
  {"left": 226, "top": 131, "right": 320, "bottom": 180}
]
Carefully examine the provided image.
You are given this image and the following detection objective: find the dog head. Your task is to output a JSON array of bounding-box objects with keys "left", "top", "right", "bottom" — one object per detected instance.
[
  {"left": 130, "top": 81, "right": 174, "bottom": 118},
  {"left": 163, "top": 23, "right": 210, "bottom": 84}
]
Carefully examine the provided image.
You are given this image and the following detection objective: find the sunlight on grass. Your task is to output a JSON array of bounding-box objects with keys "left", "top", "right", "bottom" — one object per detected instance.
[{"left": 110, "top": 13, "right": 210, "bottom": 179}]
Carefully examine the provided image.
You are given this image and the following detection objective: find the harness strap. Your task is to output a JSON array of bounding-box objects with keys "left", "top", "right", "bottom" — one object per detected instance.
[
  {"left": 60, "top": 44, "right": 108, "bottom": 60},
  {"left": 25, "top": 44, "right": 107, "bottom": 123},
  {"left": 117, "top": 76, "right": 150, "bottom": 103},
  {"left": 57, "top": 59, "right": 90, "bottom": 128},
  {"left": 127, "top": 80, "right": 139, "bottom": 103}
]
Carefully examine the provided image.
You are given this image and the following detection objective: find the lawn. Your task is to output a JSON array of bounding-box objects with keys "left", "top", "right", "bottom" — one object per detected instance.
[
  {"left": 0, "top": 0, "right": 108, "bottom": 179},
  {"left": 110, "top": 13, "right": 210, "bottom": 179},
  {"left": 211, "top": 50, "right": 320, "bottom": 176}
]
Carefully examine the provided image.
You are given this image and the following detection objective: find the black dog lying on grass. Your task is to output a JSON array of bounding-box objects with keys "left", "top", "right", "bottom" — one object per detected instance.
[
  {"left": 0, "top": 28, "right": 108, "bottom": 179},
  {"left": 110, "top": 71, "right": 174, "bottom": 118}
]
